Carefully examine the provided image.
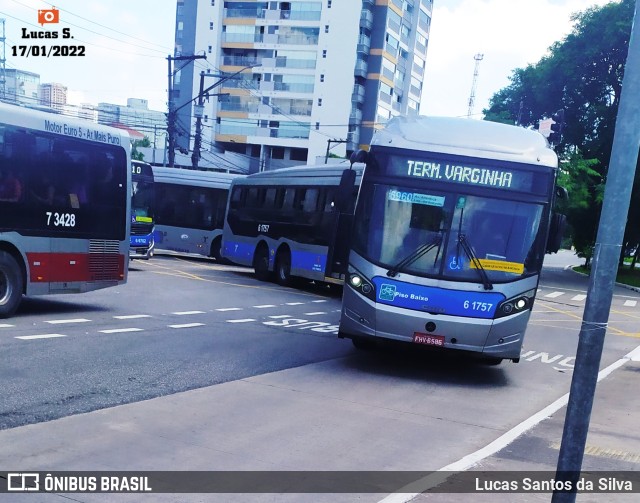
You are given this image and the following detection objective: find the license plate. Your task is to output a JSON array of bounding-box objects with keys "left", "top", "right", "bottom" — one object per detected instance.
[{"left": 413, "top": 332, "right": 445, "bottom": 347}]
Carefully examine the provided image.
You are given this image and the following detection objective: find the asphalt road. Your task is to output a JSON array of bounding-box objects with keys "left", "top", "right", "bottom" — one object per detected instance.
[{"left": 1, "top": 249, "right": 639, "bottom": 436}]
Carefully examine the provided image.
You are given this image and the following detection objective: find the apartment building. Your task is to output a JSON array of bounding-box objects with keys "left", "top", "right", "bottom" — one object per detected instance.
[
  {"left": 39, "top": 82, "right": 68, "bottom": 111},
  {"left": 172, "top": 0, "right": 432, "bottom": 172}
]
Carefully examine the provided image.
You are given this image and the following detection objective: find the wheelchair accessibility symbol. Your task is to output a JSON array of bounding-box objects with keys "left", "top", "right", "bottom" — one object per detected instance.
[{"left": 448, "top": 255, "right": 462, "bottom": 270}]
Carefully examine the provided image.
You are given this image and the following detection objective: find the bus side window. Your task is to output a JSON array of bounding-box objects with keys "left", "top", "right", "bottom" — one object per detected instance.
[
  {"left": 230, "top": 187, "right": 243, "bottom": 210},
  {"left": 302, "top": 188, "right": 319, "bottom": 212}
]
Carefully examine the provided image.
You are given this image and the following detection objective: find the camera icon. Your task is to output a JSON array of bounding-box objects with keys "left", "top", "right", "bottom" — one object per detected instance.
[{"left": 38, "top": 8, "right": 59, "bottom": 25}]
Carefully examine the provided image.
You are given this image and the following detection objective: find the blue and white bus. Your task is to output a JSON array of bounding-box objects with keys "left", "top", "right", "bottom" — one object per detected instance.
[
  {"left": 151, "top": 166, "right": 242, "bottom": 260},
  {"left": 222, "top": 164, "right": 362, "bottom": 286},
  {"left": 129, "top": 160, "right": 155, "bottom": 260},
  {"left": 339, "top": 116, "right": 565, "bottom": 364}
]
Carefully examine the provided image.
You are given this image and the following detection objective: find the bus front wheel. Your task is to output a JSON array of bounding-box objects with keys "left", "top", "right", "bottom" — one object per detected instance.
[
  {"left": 275, "top": 249, "right": 292, "bottom": 286},
  {"left": 253, "top": 245, "right": 271, "bottom": 281},
  {"left": 0, "top": 251, "right": 24, "bottom": 319}
]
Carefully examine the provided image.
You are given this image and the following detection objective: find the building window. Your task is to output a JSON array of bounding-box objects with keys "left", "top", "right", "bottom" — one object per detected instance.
[
  {"left": 320, "top": 74, "right": 324, "bottom": 82},
  {"left": 211, "top": 0, "right": 215, "bottom": 5},
  {"left": 271, "top": 147, "right": 285, "bottom": 159},
  {"left": 315, "top": 122, "right": 320, "bottom": 130},
  {"left": 325, "top": 25, "right": 329, "bottom": 33},
  {"left": 322, "top": 49, "right": 327, "bottom": 58},
  {"left": 318, "top": 98, "right": 322, "bottom": 106},
  {"left": 327, "top": 0, "right": 332, "bottom": 7},
  {"left": 208, "top": 45, "right": 212, "bottom": 53},
  {"left": 210, "top": 21, "right": 214, "bottom": 30}
]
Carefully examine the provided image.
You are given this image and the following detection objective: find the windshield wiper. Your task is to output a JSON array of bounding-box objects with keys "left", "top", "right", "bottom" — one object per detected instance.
[
  {"left": 458, "top": 234, "right": 493, "bottom": 290},
  {"left": 387, "top": 234, "right": 442, "bottom": 278}
]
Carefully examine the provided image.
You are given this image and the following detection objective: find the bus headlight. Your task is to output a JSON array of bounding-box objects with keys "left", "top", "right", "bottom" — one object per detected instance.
[
  {"left": 495, "top": 290, "right": 535, "bottom": 319},
  {"left": 348, "top": 267, "right": 376, "bottom": 301}
]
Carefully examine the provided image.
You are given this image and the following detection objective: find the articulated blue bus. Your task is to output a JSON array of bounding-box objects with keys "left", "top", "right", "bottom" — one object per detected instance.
[{"left": 221, "top": 164, "right": 362, "bottom": 286}]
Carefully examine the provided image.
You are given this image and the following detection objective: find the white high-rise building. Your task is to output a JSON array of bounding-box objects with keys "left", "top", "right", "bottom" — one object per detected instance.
[{"left": 172, "top": 0, "right": 432, "bottom": 172}]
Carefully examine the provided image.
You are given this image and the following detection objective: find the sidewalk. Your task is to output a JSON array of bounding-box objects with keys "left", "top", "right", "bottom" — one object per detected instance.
[
  {"left": 404, "top": 349, "right": 640, "bottom": 502},
  {"left": 1, "top": 348, "right": 639, "bottom": 502}
]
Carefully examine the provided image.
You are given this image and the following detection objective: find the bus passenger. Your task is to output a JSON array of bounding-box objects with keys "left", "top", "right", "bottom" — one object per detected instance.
[{"left": 0, "top": 166, "right": 23, "bottom": 202}]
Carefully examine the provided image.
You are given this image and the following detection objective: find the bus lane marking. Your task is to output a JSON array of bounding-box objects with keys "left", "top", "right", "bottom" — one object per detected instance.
[
  {"left": 303, "top": 312, "right": 327, "bottom": 316},
  {"left": 226, "top": 319, "right": 257, "bottom": 323},
  {"left": 114, "top": 315, "right": 152, "bottom": 320},
  {"left": 544, "top": 291, "right": 565, "bottom": 298},
  {"left": 623, "top": 300, "right": 637, "bottom": 307},
  {"left": 263, "top": 315, "right": 339, "bottom": 335},
  {"left": 253, "top": 305, "right": 277, "bottom": 308},
  {"left": 169, "top": 323, "right": 205, "bottom": 329},
  {"left": 285, "top": 302, "right": 304, "bottom": 306},
  {"left": 98, "top": 328, "right": 144, "bottom": 334},
  {"left": 215, "top": 308, "right": 243, "bottom": 312},
  {"left": 571, "top": 294, "right": 587, "bottom": 301},
  {"left": 16, "top": 334, "right": 67, "bottom": 340},
  {"left": 0, "top": 324, "right": 15, "bottom": 328},
  {"left": 172, "top": 311, "right": 206, "bottom": 315},
  {"left": 44, "top": 318, "right": 91, "bottom": 324}
]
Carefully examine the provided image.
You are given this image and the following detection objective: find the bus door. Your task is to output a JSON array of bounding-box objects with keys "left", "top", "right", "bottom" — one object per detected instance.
[{"left": 325, "top": 169, "right": 357, "bottom": 282}]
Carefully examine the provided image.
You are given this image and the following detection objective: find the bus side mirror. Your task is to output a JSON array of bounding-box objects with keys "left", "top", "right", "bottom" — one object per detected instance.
[
  {"left": 556, "top": 186, "right": 568, "bottom": 200},
  {"left": 350, "top": 149, "right": 368, "bottom": 166},
  {"left": 336, "top": 168, "right": 357, "bottom": 212},
  {"left": 546, "top": 213, "right": 567, "bottom": 254}
]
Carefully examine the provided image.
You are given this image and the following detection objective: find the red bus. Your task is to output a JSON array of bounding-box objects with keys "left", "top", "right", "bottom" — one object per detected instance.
[{"left": 0, "top": 102, "right": 131, "bottom": 318}]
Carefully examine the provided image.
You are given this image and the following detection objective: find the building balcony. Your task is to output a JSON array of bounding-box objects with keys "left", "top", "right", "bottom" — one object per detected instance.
[
  {"left": 354, "top": 60, "right": 368, "bottom": 79},
  {"left": 360, "top": 10, "right": 373, "bottom": 30}
]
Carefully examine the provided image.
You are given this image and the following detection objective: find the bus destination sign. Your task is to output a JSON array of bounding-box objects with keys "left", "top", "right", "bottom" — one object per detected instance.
[{"left": 382, "top": 154, "right": 549, "bottom": 194}]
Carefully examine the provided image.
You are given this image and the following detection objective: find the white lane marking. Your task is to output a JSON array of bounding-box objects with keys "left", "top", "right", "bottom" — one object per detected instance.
[
  {"left": 169, "top": 323, "right": 205, "bottom": 329},
  {"left": 304, "top": 312, "right": 327, "bottom": 316},
  {"left": 172, "top": 311, "right": 206, "bottom": 315},
  {"left": 44, "top": 318, "right": 91, "bottom": 324},
  {"left": 544, "top": 291, "right": 565, "bottom": 298},
  {"left": 98, "top": 328, "right": 144, "bottom": 334},
  {"left": 571, "top": 294, "right": 587, "bottom": 301},
  {"left": 268, "top": 315, "right": 291, "bottom": 319},
  {"left": 226, "top": 319, "right": 256, "bottom": 323},
  {"left": 15, "top": 334, "right": 67, "bottom": 340},
  {"left": 0, "top": 323, "right": 15, "bottom": 328},
  {"left": 215, "top": 307, "right": 243, "bottom": 311},
  {"left": 285, "top": 302, "right": 304, "bottom": 306},
  {"left": 253, "top": 304, "right": 276, "bottom": 308},
  {"left": 311, "top": 300, "right": 327, "bottom": 303},
  {"left": 623, "top": 300, "right": 637, "bottom": 307},
  {"left": 378, "top": 343, "right": 640, "bottom": 503},
  {"left": 114, "top": 315, "right": 152, "bottom": 320}
]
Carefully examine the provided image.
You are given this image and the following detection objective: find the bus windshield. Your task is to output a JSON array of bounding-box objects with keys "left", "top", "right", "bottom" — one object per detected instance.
[
  {"left": 352, "top": 181, "right": 546, "bottom": 284},
  {"left": 132, "top": 175, "right": 154, "bottom": 220}
]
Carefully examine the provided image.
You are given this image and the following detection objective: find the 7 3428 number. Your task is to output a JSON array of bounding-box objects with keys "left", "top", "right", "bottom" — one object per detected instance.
[{"left": 46, "top": 211, "right": 76, "bottom": 227}]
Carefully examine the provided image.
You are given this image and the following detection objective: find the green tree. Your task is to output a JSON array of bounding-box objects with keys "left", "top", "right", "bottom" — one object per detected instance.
[
  {"left": 131, "top": 136, "right": 151, "bottom": 161},
  {"left": 483, "top": 0, "right": 635, "bottom": 265}
]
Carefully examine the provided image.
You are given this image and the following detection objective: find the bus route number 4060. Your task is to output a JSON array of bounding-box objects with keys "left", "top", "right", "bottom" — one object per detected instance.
[{"left": 46, "top": 211, "right": 76, "bottom": 227}]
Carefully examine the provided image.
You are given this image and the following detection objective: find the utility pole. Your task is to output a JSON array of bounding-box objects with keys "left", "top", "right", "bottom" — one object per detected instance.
[
  {"left": 552, "top": 0, "right": 640, "bottom": 500},
  {"left": 325, "top": 139, "right": 348, "bottom": 164},
  {"left": 467, "top": 53, "right": 483, "bottom": 118},
  {"left": 166, "top": 53, "right": 206, "bottom": 168},
  {"left": 191, "top": 64, "right": 257, "bottom": 170}
]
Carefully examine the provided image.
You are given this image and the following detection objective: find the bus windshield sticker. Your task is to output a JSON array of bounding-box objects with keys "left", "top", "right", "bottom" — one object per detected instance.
[
  {"left": 470, "top": 258, "right": 525, "bottom": 274},
  {"left": 388, "top": 189, "right": 445, "bottom": 207}
]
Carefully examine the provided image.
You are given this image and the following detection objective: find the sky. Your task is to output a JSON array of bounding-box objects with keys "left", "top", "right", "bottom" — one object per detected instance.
[{"left": 0, "top": 0, "right": 618, "bottom": 118}]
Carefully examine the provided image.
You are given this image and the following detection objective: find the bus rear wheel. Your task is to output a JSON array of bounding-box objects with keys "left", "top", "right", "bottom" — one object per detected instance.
[
  {"left": 275, "top": 249, "right": 293, "bottom": 286},
  {"left": 253, "top": 245, "right": 271, "bottom": 281},
  {"left": 0, "top": 251, "right": 24, "bottom": 319}
]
